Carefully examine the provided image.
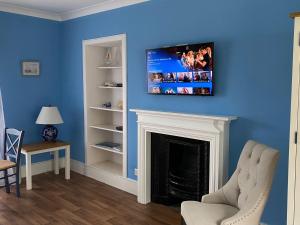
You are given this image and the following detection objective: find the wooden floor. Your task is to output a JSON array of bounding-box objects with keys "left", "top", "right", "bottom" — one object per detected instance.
[{"left": 0, "top": 171, "right": 181, "bottom": 225}]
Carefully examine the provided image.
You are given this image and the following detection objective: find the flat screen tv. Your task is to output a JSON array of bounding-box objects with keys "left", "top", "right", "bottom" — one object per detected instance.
[{"left": 147, "top": 42, "right": 214, "bottom": 96}]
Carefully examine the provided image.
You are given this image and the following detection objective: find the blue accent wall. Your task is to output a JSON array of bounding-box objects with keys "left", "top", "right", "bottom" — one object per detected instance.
[
  {"left": 60, "top": 0, "right": 299, "bottom": 224},
  {"left": 0, "top": 0, "right": 299, "bottom": 224},
  {"left": 0, "top": 12, "right": 62, "bottom": 163}
]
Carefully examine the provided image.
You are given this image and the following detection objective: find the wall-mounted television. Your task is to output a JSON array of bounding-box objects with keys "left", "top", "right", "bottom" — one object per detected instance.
[{"left": 147, "top": 42, "right": 214, "bottom": 96}]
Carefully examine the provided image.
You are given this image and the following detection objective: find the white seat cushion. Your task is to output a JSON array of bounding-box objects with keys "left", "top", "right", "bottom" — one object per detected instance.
[{"left": 181, "top": 201, "right": 239, "bottom": 225}]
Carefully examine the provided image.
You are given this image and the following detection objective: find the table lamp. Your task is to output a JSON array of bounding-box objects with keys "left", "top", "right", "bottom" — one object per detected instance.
[{"left": 36, "top": 106, "right": 63, "bottom": 142}]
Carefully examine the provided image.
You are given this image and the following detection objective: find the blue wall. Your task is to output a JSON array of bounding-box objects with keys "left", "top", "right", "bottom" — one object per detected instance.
[
  {"left": 60, "top": 0, "right": 299, "bottom": 224},
  {"left": 0, "top": 12, "right": 62, "bottom": 163},
  {"left": 0, "top": 0, "right": 299, "bottom": 224}
]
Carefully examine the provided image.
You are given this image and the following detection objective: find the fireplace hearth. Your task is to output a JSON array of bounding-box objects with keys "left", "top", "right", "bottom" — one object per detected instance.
[{"left": 151, "top": 133, "right": 210, "bottom": 205}]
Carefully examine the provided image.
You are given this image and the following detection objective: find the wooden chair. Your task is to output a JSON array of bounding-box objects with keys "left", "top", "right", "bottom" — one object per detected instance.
[{"left": 0, "top": 128, "right": 24, "bottom": 197}]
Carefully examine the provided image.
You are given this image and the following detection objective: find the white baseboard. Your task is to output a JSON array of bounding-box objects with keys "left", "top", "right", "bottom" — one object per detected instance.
[
  {"left": 70, "top": 159, "right": 85, "bottom": 174},
  {"left": 20, "top": 158, "right": 137, "bottom": 196},
  {"left": 85, "top": 163, "right": 137, "bottom": 195},
  {"left": 20, "top": 158, "right": 66, "bottom": 178}
]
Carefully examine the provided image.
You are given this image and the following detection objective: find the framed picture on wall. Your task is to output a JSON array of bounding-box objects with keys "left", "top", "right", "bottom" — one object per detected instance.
[{"left": 22, "top": 61, "right": 40, "bottom": 76}]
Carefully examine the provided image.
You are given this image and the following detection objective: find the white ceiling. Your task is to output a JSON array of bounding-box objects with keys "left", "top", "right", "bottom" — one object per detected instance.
[
  {"left": 0, "top": 0, "right": 108, "bottom": 13},
  {"left": 0, "top": 0, "right": 148, "bottom": 21}
]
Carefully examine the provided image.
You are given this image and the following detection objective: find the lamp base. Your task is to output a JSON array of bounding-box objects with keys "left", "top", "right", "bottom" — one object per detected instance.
[{"left": 42, "top": 125, "right": 58, "bottom": 142}]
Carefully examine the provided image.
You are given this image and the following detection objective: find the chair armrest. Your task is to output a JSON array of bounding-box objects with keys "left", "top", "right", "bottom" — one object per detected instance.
[
  {"left": 220, "top": 192, "right": 266, "bottom": 225},
  {"left": 201, "top": 188, "right": 227, "bottom": 204},
  {"left": 220, "top": 210, "right": 260, "bottom": 225}
]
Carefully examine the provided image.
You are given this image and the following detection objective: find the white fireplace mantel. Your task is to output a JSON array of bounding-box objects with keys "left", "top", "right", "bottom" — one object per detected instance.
[{"left": 130, "top": 109, "right": 237, "bottom": 204}]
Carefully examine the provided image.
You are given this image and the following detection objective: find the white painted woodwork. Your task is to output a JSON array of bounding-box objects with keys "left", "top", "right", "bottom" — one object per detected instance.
[
  {"left": 287, "top": 16, "right": 300, "bottom": 225},
  {"left": 18, "top": 158, "right": 137, "bottom": 196},
  {"left": 0, "top": 0, "right": 149, "bottom": 21},
  {"left": 54, "top": 151, "right": 59, "bottom": 175},
  {"left": 131, "top": 109, "right": 237, "bottom": 204},
  {"left": 83, "top": 34, "right": 129, "bottom": 191},
  {"left": 21, "top": 144, "right": 71, "bottom": 190}
]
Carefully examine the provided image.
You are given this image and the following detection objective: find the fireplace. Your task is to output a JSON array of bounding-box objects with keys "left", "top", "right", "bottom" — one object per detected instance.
[
  {"left": 151, "top": 133, "right": 210, "bottom": 205},
  {"left": 130, "top": 109, "right": 237, "bottom": 204}
]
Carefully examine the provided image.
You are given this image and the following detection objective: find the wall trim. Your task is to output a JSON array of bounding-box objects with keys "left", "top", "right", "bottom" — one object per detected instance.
[
  {"left": 20, "top": 157, "right": 65, "bottom": 178},
  {"left": 0, "top": 2, "right": 61, "bottom": 21},
  {"left": 61, "top": 0, "right": 149, "bottom": 21},
  {"left": 0, "top": 0, "right": 149, "bottom": 21},
  {"left": 20, "top": 158, "right": 137, "bottom": 196},
  {"left": 85, "top": 164, "right": 137, "bottom": 195}
]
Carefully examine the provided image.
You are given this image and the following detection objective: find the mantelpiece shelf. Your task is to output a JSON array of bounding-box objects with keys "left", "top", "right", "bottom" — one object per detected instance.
[
  {"left": 90, "top": 145, "right": 123, "bottom": 155},
  {"left": 90, "top": 124, "right": 123, "bottom": 134},
  {"left": 89, "top": 106, "right": 123, "bottom": 112},
  {"left": 90, "top": 161, "right": 122, "bottom": 176}
]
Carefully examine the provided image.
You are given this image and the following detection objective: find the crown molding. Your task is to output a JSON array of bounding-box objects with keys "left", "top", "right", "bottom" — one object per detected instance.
[
  {"left": 0, "top": 0, "right": 149, "bottom": 22},
  {"left": 0, "top": 2, "right": 62, "bottom": 21},
  {"left": 60, "top": 0, "right": 149, "bottom": 21}
]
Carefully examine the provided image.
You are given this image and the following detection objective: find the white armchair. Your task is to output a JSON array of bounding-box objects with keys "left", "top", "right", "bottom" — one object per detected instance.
[{"left": 181, "top": 140, "right": 279, "bottom": 225}]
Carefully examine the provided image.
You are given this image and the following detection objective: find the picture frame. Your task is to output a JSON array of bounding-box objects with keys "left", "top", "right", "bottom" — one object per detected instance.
[{"left": 22, "top": 61, "right": 40, "bottom": 76}]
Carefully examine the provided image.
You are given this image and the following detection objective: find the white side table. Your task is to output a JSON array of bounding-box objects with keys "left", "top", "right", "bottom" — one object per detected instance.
[{"left": 21, "top": 141, "right": 70, "bottom": 190}]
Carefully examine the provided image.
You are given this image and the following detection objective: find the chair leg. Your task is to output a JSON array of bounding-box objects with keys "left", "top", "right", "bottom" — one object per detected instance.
[
  {"left": 4, "top": 170, "right": 10, "bottom": 194},
  {"left": 16, "top": 171, "right": 20, "bottom": 198},
  {"left": 181, "top": 217, "right": 187, "bottom": 225},
  {"left": 14, "top": 167, "right": 21, "bottom": 198}
]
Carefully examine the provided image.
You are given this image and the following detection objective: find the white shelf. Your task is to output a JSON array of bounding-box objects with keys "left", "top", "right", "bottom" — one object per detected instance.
[
  {"left": 98, "top": 86, "right": 123, "bottom": 89},
  {"left": 89, "top": 161, "right": 122, "bottom": 176},
  {"left": 90, "top": 145, "right": 123, "bottom": 155},
  {"left": 90, "top": 124, "right": 123, "bottom": 133},
  {"left": 84, "top": 34, "right": 127, "bottom": 188},
  {"left": 96, "top": 66, "right": 122, "bottom": 69},
  {"left": 89, "top": 106, "right": 123, "bottom": 112}
]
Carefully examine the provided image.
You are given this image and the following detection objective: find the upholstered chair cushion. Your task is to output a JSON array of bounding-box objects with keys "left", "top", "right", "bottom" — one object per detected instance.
[
  {"left": 181, "top": 140, "right": 279, "bottom": 225},
  {"left": 181, "top": 201, "right": 238, "bottom": 225}
]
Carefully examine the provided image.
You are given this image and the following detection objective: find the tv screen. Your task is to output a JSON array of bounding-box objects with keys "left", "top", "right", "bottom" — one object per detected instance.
[{"left": 147, "top": 42, "right": 214, "bottom": 96}]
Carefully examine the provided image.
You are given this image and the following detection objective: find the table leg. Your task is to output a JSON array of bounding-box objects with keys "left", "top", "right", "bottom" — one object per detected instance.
[
  {"left": 54, "top": 151, "right": 59, "bottom": 175},
  {"left": 25, "top": 154, "right": 32, "bottom": 190},
  {"left": 65, "top": 146, "right": 70, "bottom": 180}
]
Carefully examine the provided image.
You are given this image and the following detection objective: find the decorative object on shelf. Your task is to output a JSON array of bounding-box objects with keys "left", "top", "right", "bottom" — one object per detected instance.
[
  {"left": 36, "top": 106, "right": 64, "bottom": 142},
  {"left": 117, "top": 101, "right": 123, "bottom": 109},
  {"left": 104, "top": 82, "right": 116, "bottom": 87},
  {"left": 111, "top": 46, "right": 121, "bottom": 66},
  {"left": 22, "top": 61, "right": 40, "bottom": 76},
  {"left": 116, "top": 126, "right": 123, "bottom": 131},
  {"left": 103, "top": 82, "right": 123, "bottom": 87},
  {"left": 96, "top": 142, "right": 122, "bottom": 152},
  {"left": 102, "top": 102, "right": 112, "bottom": 108},
  {"left": 105, "top": 48, "right": 113, "bottom": 65}
]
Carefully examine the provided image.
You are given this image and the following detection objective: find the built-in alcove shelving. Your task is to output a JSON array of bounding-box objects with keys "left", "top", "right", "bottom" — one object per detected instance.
[{"left": 83, "top": 34, "right": 129, "bottom": 192}]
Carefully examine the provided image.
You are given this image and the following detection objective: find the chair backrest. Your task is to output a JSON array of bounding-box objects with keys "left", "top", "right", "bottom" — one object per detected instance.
[
  {"left": 221, "top": 140, "right": 279, "bottom": 211},
  {"left": 4, "top": 128, "right": 24, "bottom": 167}
]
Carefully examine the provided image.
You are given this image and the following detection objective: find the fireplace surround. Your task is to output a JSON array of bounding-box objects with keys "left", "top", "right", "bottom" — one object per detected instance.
[{"left": 131, "top": 109, "right": 237, "bottom": 204}]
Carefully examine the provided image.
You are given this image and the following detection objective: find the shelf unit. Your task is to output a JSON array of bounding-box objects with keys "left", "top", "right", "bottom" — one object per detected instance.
[
  {"left": 90, "top": 124, "right": 123, "bottom": 133},
  {"left": 98, "top": 86, "right": 123, "bottom": 89},
  {"left": 83, "top": 34, "right": 128, "bottom": 189},
  {"left": 90, "top": 144, "right": 123, "bottom": 155},
  {"left": 89, "top": 106, "right": 123, "bottom": 112},
  {"left": 96, "top": 66, "right": 122, "bottom": 69}
]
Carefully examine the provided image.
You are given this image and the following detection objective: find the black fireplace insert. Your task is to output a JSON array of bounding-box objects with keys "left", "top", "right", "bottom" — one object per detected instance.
[{"left": 151, "top": 133, "right": 210, "bottom": 205}]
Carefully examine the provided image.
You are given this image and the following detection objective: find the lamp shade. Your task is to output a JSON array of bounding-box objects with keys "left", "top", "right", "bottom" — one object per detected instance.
[{"left": 36, "top": 106, "right": 63, "bottom": 125}]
